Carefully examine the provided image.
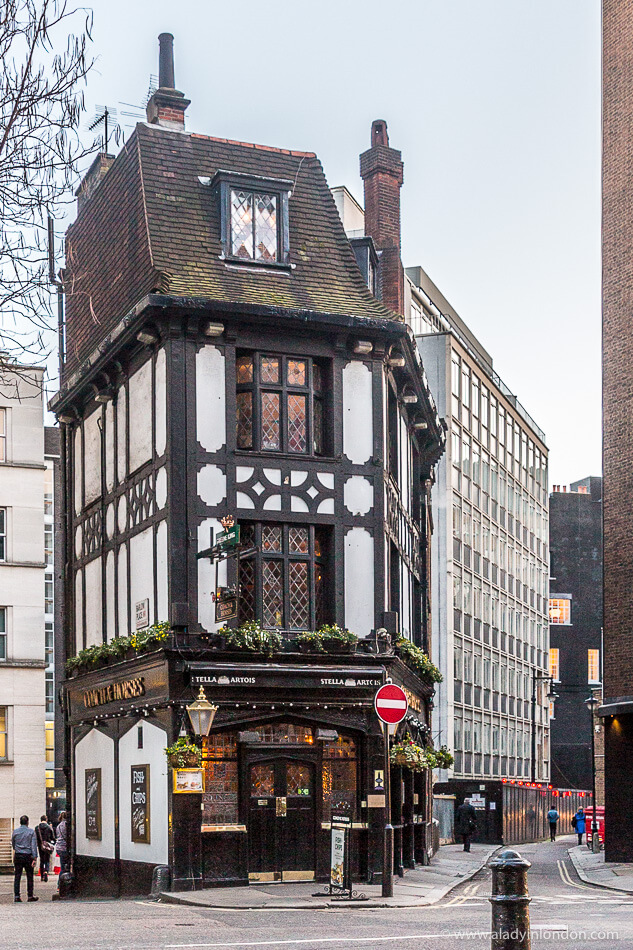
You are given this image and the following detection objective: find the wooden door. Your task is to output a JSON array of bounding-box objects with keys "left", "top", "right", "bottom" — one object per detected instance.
[{"left": 248, "top": 758, "right": 315, "bottom": 882}]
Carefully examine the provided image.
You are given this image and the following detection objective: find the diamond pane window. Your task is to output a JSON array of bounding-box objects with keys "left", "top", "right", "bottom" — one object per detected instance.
[
  {"left": 254, "top": 193, "right": 277, "bottom": 262},
  {"left": 261, "top": 357, "right": 280, "bottom": 383},
  {"left": 286, "top": 763, "right": 311, "bottom": 797},
  {"left": 287, "top": 360, "right": 306, "bottom": 386},
  {"left": 250, "top": 764, "right": 275, "bottom": 796},
  {"left": 236, "top": 392, "right": 253, "bottom": 449},
  {"left": 235, "top": 353, "right": 327, "bottom": 455},
  {"left": 231, "top": 190, "right": 254, "bottom": 259},
  {"left": 236, "top": 355, "right": 253, "bottom": 383},
  {"left": 289, "top": 561, "right": 309, "bottom": 629},
  {"left": 261, "top": 392, "right": 280, "bottom": 450},
  {"left": 287, "top": 394, "right": 307, "bottom": 453},
  {"left": 232, "top": 524, "right": 329, "bottom": 633},
  {"left": 262, "top": 560, "right": 283, "bottom": 627},
  {"left": 289, "top": 527, "right": 309, "bottom": 554},
  {"left": 262, "top": 525, "right": 282, "bottom": 552}
]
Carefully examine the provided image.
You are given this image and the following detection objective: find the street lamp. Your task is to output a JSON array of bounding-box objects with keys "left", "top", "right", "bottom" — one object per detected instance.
[
  {"left": 531, "top": 672, "right": 559, "bottom": 783},
  {"left": 585, "top": 694, "right": 600, "bottom": 853},
  {"left": 186, "top": 686, "right": 218, "bottom": 737}
]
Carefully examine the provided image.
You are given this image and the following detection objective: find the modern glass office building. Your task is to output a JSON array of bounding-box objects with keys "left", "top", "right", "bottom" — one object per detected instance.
[{"left": 408, "top": 266, "right": 551, "bottom": 783}]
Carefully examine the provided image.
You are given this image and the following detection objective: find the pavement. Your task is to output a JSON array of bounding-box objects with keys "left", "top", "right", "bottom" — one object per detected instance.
[
  {"left": 160, "top": 842, "right": 500, "bottom": 909},
  {"left": 569, "top": 844, "right": 633, "bottom": 894}
]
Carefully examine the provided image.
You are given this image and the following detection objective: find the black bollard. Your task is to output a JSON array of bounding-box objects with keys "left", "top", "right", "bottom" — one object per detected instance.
[
  {"left": 488, "top": 849, "right": 531, "bottom": 950},
  {"left": 150, "top": 864, "right": 172, "bottom": 899},
  {"left": 382, "top": 824, "right": 394, "bottom": 897}
]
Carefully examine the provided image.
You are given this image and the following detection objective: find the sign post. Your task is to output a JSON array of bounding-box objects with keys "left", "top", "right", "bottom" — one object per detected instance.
[{"left": 374, "top": 682, "right": 408, "bottom": 898}]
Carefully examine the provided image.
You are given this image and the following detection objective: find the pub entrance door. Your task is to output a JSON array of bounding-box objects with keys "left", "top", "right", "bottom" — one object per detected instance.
[{"left": 247, "top": 757, "right": 316, "bottom": 882}]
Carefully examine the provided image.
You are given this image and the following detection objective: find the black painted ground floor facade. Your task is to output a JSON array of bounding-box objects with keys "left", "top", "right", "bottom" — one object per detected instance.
[{"left": 64, "top": 647, "right": 434, "bottom": 897}]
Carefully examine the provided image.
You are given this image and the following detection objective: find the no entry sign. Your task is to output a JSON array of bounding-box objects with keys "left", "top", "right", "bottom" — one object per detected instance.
[{"left": 374, "top": 683, "right": 408, "bottom": 725}]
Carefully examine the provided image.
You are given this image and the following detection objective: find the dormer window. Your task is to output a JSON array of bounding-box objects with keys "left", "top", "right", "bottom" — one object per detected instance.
[{"left": 212, "top": 170, "right": 292, "bottom": 268}]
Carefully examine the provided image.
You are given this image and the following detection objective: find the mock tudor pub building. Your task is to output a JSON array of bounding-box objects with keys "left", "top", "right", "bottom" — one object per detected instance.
[{"left": 52, "top": 35, "right": 445, "bottom": 895}]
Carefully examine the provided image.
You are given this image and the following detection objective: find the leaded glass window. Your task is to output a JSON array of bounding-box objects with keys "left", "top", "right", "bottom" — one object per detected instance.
[
  {"left": 235, "top": 353, "right": 328, "bottom": 455},
  {"left": 238, "top": 522, "right": 330, "bottom": 631},
  {"left": 230, "top": 189, "right": 278, "bottom": 262}
]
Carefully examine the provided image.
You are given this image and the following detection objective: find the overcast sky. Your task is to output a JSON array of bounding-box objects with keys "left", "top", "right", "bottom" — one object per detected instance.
[{"left": 77, "top": 0, "right": 601, "bottom": 487}]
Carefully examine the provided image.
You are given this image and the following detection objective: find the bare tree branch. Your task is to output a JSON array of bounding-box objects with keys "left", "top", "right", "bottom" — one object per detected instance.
[{"left": 0, "top": 0, "right": 94, "bottom": 375}]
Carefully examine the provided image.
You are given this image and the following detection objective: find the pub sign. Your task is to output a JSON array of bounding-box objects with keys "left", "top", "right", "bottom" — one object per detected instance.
[
  {"left": 85, "top": 768, "right": 102, "bottom": 840},
  {"left": 131, "top": 765, "right": 151, "bottom": 843}
]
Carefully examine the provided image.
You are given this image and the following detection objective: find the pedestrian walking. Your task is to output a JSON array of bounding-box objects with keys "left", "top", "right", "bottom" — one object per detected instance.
[
  {"left": 11, "top": 816, "right": 39, "bottom": 902},
  {"left": 572, "top": 806, "right": 586, "bottom": 846},
  {"left": 35, "top": 815, "right": 55, "bottom": 882},
  {"left": 55, "top": 811, "right": 69, "bottom": 875},
  {"left": 547, "top": 806, "right": 559, "bottom": 841},
  {"left": 455, "top": 799, "right": 477, "bottom": 852}
]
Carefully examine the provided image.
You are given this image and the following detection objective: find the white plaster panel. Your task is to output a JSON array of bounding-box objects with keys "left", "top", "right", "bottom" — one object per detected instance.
[
  {"left": 263, "top": 468, "right": 281, "bottom": 485},
  {"left": 344, "top": 476, "right": 374, "bottom": 516},
  {"left": 106, "top": 503, "right": 115, "bottom": 540},
  {"left": 236, "top": 466, "right": 254, "bottom": 483},
  {"left": 75, "top": 524, "right": 83, "bottom": 559},
  {"left": 344, "top": 528, "right": 374, "bottom": 637},
  {"left": 85, "top": 557, "right": 102, "bottom": 647},
  {"left": 317, "top": 472, "right": 334, "bottom": 490},
  {"left": 196, "top": 346, "right": 226, "bottom": 452},
  {"left": 128, "top": 360, "right": 153, "bottom": 473},
  {"left": 117, "top": 385, "right": 126, "bottom": 483},
  {"left": 119, "top": 721, "right": 169, "bottom": 865},
  {"left": 317, "top": 499, "right": 335, "bottom": 514},
  {"left": 198, "top": 518, "right": 227, "bottom": 633},
  {"left": 236, "top": 491, "right": 254, "bottom": 509},
  {"left": 118, "top": 545, "right": 129, "bottom": 637},
  {"left": 343, "top": 361, "right": 373, "bottom": 464},
  {"left": 105, "top": 400, "right": 115, "bottom": 494},
  {"left": 263, "top": 495, "right": 282, "bottom": 511},
  {"left": 118, "top": 494, "right": 127, "bottom": 534},
  {"left": 129, "top": 527, "right": 155, "bottom": 629},
  {"left": 75, "top": 569, "right": 83, "bottom": 653},
  {"left": 74, "top": 426, "right": 82, "bottom": 515},
  {"left": 291, "top": 496, "right": 309, "bottom": 512},
  {"left": 155, "top": 467, "right": 167, "bottom": 510},
  {"left": 197, "top": 465, "right": 226, "bottom": 507},
  {"left": 106, "top": 551, "right": 116, "bottom": 642},
  {"left": 155, "top": 348, "right": 167, "bottom": 457},
  {"left": 401, "top": 563, "right": 411, "bottom": 641},
  {"left": 290, "top": 471, "right": 307, "bottom": 487},
  {"left": 75, "top": 729, "right": 116, "bottom": 858},
  {"left": 156, "top": 520, "right": 168, "bottom": 623}
]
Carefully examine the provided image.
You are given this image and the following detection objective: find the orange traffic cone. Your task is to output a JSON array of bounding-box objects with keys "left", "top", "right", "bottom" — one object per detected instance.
[{"left": 53, "top": 852, "right": 60, "bottom": 876}]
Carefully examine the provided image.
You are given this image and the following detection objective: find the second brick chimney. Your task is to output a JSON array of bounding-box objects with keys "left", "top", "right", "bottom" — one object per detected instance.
[
  {"left": 146, "top": 33, "right": 190, "bottom": 131},
  {"left": 360, "top": 120, "right": 404, "bottom": 316}
]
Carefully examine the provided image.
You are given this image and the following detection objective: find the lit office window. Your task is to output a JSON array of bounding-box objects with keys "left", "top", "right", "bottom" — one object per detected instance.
[
  {"left": 549, "top": 647, "right": 560, "bottom": 681},
  {"left": 588, "top": 649, "right": 601, "bottom": 684},
  {"left": 549, "top": 598, "right": 571, "bottom": 624},
  {"left": 0, "top": 707, "right": 7, "bottom": 759},
  {"left": 45, "top": 721, "right": 54, "bottom": 763}
]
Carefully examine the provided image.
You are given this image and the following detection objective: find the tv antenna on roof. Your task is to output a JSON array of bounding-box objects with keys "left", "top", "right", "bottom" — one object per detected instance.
[{"left": 87, "top": 105, "right": 122, "bottom": 152}]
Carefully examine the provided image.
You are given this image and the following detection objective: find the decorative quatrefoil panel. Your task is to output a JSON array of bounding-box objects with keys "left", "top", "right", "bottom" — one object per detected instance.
[{"left": 235, "top": 465, "right": 335, "bottom": 515}]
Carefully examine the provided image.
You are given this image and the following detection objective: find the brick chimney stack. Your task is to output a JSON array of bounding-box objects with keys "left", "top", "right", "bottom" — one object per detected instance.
[
  {"left": 146, "top": 33, "right": 190, "bottom": 131},
  {"left": 360, "top": 120, "right": 405, "bottom": 315}
]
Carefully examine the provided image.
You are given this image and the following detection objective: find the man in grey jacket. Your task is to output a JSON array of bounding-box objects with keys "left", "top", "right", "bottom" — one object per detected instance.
[{"left": 12, "top": 815, "right": 38, "bottom": 902}]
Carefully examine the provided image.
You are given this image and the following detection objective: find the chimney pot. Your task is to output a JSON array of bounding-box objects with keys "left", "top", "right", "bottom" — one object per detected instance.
[
  {"left": 158, "top": 32, "right": 175, "bottom": 89},
  {"left": 372, "top": 119, "right": 389, "bottom": 147}
]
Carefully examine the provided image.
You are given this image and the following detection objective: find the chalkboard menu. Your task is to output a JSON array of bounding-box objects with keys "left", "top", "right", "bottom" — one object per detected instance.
[
  {"left": 131, "top": 765, "right": 150, "bottom": 844},
  {"left": 85, "top": 768, "right": 102, "bottom": 840}
]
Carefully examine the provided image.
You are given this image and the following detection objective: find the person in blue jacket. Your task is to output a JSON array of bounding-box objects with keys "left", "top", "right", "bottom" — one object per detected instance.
[{"left": 572, "top": 807, "right": 586, "bottom": 846}]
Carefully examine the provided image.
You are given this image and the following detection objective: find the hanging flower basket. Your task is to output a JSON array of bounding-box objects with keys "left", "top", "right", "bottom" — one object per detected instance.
[
  {"left": 390, "top": 736, "right": 430, "bottom": 772},
  {"left": 165, "top": 739, "right": 202, "bottom": 769}
]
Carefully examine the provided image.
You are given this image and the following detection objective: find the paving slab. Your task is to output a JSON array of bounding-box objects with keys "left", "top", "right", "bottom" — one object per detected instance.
[
  {"left": 160, "top": 843, "right": 499, "bottom": 909},
  {"left": 568, "top": 845, "right": 633, "bottom": 894}
]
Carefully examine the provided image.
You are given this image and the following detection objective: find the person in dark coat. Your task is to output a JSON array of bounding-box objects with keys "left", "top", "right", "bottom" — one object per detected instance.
[
  {"left": 455, "top": 799, "right": 477, "bottom": 852},
  {"left": 572, "top": 807, "right": 586, "bottom": 846},
  {"left": 35, "top": 815, "right": 55, "bottom": 882}
]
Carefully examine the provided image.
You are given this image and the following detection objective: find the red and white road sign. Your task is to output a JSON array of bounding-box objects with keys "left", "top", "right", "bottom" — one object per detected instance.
[{"left": 374, "top": 683, "right": 408, "bottom": 724}]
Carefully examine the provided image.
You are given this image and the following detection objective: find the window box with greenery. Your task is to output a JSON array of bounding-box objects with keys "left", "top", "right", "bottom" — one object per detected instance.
[
  {"left": 165, "top": 738, "right": 202, "bottom": 769},
  {"left": 218, "top": 621, "right": 282, "bottom": 657},
  {"left": 65, "top": 622, "right": 171, "bottom": 676},
  {"left": 296, "top": 625, "right": 358, "bottom": 654},
  {"left": 395, "top": 638, "right": 443, "bottom": 684}
]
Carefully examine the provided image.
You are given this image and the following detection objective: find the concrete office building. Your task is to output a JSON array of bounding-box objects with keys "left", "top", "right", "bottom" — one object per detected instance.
[
  {"left": 0, "top": 364, "right": 47, "bottom": 866},
  {"left": 410, "top": 270, "right": 550, "bottom": 783}
]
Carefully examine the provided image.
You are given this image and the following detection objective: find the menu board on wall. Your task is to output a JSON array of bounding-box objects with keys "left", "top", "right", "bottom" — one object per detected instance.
[
  {"left": 85, "top": 768, "right": 102, "bottom": 840},
  {"left": 131, "top": 765, "right": 150, "bottom": 844}
]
